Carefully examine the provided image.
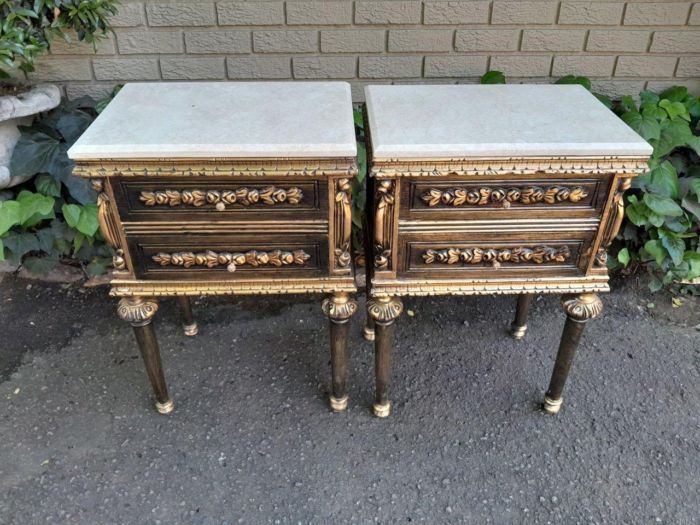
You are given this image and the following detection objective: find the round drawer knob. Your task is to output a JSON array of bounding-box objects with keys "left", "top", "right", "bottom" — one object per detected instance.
[
  {"left": 492, "top": 260, "right": 501, "bottom": 269},
  {"left": 227, "top": 262, "right": 236, "bottom": 273},
  {"left": 502, "top": 200, "right": 511, "bottom": 209},
  {"left": 215, "top": 201, "right": 226, "bottom": 212}
]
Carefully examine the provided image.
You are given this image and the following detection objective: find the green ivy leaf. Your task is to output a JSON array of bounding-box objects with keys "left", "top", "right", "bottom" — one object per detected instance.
[
  {"left": 660, "top": 232, "right": 685, "bottom": 266},
  {"left": 619, "top": 95, "right": 637, "bottom": 113},
  {"left": 480, "top": 70, "right": 505, "bottom": 84},
  {"left": 660, "top": 86, "right": 688, "bottom": 103},
  {"left": 649, "top": 161, "right": 680, "bottom": 199},
  {"left": 554, "top": 75, "right": 592, "bottom": 91},
  {"left": 683, "top": 251, "right": 700, "bottom": 280},
  {"left": 617, "top": 247, "right": 630, "bottom": 267},
  {"left": 9, "top": 131, "right": 61, "bottom": 179},
  {"left": 654, "top": 118, "right": 693, "bottom": 158},
  {"left": 595, "top": 94, "right": 613, "bottom": 109},
  {"left": 625, "top": 201, "right": 649, "bottom": 226},
  {"left": 62, "top": 203, "right": 81, "bottom": 228},
  {"left": 15, "top": 191, "right": 55, "bottom": 227},
  {"left": 56, "top": 109, "right": 93, "bottom": 144},
  {"left": 621, "top": 111, "right": 661, "bottom": 142},
  {"left": 22, "top": 255, "right": 59, "bottom": 276},
  {"left": 0, "top": 200, "right": 21, "bottom": 235},
  {"left": 644, "top": 239, "right": 667, "bottom": 266},
  {"left": 690, "top": 178, "right": 700, "bottom": 201},
  {"left": 639, "top": 90, "right": 660, "bottom": 106},
  {"left": 640, "top": 102, "right": 667, "bottom": 122},
  {"left": 643, "top": 193, "right": 683, "bottom": 217},
  {"left": 34, "top": 174, "right": 62, "bottom": 197},
  {"left": 353, "top": 110, "right": 364, "bottom": 130},
  {"left": 2, "top": 231, "right": 40, "bottom": 265},
  {"left": 659, "top": 99, "right": 691, "bottom": 122},
  {"left": 75, "top": 204, "right": 99, "bottom": 236}
]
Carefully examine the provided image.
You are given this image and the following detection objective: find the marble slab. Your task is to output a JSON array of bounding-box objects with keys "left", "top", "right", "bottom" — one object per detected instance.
[
  {"left": 365, "top": 85, "right": 653, "bottom": 159},
  {"left": 68, "top": 82, "right": 357, "bottom": 160}
]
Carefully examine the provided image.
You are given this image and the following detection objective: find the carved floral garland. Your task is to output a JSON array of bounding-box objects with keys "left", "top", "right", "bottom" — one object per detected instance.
[
  {"left": 139, "top": 187, "right": 303, "bottom": 207},
  {"left": 152, "top": 249, "right": 310, "bottom": 269},
  {"left": 422, "top": 245, "right": 571, "bottom": 265},
  {"left": 421, "top": 186, "right": 588, "bottom": 207}
]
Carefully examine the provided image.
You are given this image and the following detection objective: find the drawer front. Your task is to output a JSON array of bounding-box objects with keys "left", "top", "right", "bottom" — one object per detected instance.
[
  {"left": 397, "top": 231, "right": 593, "bottom": 279},
  {"left": 401, "top": 176, "right": 611, "bottom": 220},
  {"left": 127, "top": 233, "right": 327, "bottom": 280},
  {"left": 113, "top": 177, "right": 326, "bottom": 222}
]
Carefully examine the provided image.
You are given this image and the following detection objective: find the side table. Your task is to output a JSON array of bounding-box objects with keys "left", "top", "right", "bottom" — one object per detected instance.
[
  {"left": 363, "top": 85, "right": 652, "bottom": 417},
  {"left": 68, "top": 82, "right": 358, "bottom": 414}
]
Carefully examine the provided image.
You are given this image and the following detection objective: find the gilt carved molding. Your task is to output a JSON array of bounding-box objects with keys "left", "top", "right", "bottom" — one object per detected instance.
[
  {"left": 334, "top": 178, "right": 352, "bottom": 269},
  {"left": 370, "top": 157, "right": 649, "bottom": 178},
  {"left": 561, "top": 293, "right": 603, "bottom": 321},
  {"left": 151, "top": 249, "right": 310, "bottom": 271},
  {"left": 422, "top": 246, "right": 571, "bottom": 266},
  {"left": 92, "top": 179, "right": 127, "bottom": 271},
  {"left": 139, "top": 187, "right": 302, "bottom": 207},
  {"left": 321, "top": 292, "right": 358, "bottom": 322},
  {"left": 374, "top": 180, "right": 395, "bottom": 271},
  {"left": 367, "top": 296, "right": 404, "bottom": 323},
  {"left": 595, "top": 177, "right": 632, "bottom": 266},
  {"left": 73, "top": 159, "right": 357, "bottom": 178},
  {"left": 117, "top": 297, "right": 158, "bottom": 326},
  {"left": 421, "top": 185, "right": 588, "bottom": 208}
]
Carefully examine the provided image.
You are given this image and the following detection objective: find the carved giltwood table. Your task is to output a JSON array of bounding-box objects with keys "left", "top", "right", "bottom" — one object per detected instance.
[
  {"left": 363, "top": 85, "right": 652, "bottom": 417},
  {"left": 68, "top": 82, "right": 358, "bottom": 414}
]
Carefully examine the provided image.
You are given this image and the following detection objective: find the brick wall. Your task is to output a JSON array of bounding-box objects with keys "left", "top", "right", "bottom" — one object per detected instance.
[{"left": 33, "top": 0, "right": 700, "bottom": 101}]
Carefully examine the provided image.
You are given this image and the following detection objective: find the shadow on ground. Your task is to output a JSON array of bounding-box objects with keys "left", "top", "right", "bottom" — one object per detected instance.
[{"left": 0, "top": 275, "right": 698, "bottom": 524}]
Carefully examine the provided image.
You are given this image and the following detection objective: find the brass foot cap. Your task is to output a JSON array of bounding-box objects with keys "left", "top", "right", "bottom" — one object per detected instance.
[
  {"left": 543, "top": 395, "right": 562, "bottom": 414},
  {"left": 156, "top": 399, "right": 175, "bottom": 414},
  {"left": 510, "top": 324, "right": 527, "bottom": 339},
  {"left": 373, "top": 402, "right": 391, "bottom": 418},
  {"left": 363, "top": 326, "right": 375, "bottom": 341},
  {"left": 330, "top": 395, "right": 348, "bottom": 412},
  {"left": 183, "top": 322, "right": 199, "bottom": 336}
]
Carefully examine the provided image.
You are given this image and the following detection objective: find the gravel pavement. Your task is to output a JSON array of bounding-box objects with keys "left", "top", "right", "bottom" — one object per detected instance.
[{"left": 0, "top": 276, "right": 698, "bottom": 524}]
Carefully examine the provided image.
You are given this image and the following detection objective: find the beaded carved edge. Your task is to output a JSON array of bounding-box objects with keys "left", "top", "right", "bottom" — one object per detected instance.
[
  {"left": 370, "top": 156, "right": 649, "bottom": 178},
  {"left": 73, "top": 158, "right": 358, "bottom": 178},
  {"left": 109, "top": 277, "right": 356, "bottom": 297}
]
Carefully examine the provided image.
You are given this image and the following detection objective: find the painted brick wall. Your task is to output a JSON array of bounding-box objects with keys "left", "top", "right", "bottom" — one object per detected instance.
[{"left": 32, "top": 0, "right": 700, "bottom": 101}]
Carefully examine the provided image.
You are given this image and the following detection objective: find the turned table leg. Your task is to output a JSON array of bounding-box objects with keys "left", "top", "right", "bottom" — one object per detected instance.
[
  {"left": 321, "top": 293, "right": 358, "bottom": 412},
  {"left": 117, "top": 297, "right": 174, "bottom": 414},
  {"left": 363, "top": 299, "right": 376, "bottom": 341},
  {"left": 177, "top": 296, "right": 198, "bottom": 336},
  {"left": 367, "top": 296, "right": 403, "bottom": 418},
  {"left": 510, "top": 293, "right": 534, "bottom": 339},
  {"left": 543, "top": 293, "right": 603, "bottom": 414}
]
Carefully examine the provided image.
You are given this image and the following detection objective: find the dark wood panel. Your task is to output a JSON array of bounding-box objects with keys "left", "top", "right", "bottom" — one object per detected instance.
[
  {"left": 401, "top": 175, "right": 611, "bottom": 221},
  {"left": 397, "top": 230, "right": 595, "bottom": 279},
  {"left": 113, "top": 177, "right": 326, "bottom": 222},
  {"left": 127, "top": 232, "right": 327, "bottom": 280}
]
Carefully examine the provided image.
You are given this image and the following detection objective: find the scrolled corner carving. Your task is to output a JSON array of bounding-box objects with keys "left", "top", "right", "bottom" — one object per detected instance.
[
  {"left": 374, "top": 180, "right": 395, "bottom": 271},
  {"left": 367, "top": 296, "right": 403, "bottom": 323},
  {"left": 117, "top": 297, "right": 159, "bottom": 325},
  {"left": 561, "top": 293, "right": 603, "bottom": 322},
  {"left": 334, "top": 178, "right": 352, "bottom": 269},
  {"left": 595, "top": 177, "right": 631, "bottom": 267},
  {"left": 321, "top": 293, "right": 358, "bottom": 322}
]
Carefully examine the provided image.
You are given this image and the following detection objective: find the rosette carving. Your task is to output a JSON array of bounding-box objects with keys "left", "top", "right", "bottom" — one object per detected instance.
[
  {"left": 334, "top": 178, "right": 352, "bottom": 269},
  {"left": 421, "top": 185, "right": 588, "bottom": 207},
  {"left": 561, "top": 293, "right": 603, "bottom": 322},
  {"left": 139, "top": 186, "right": 303, "bottom": 207},
  {"left": 374, "top": 180, "right": 395, "bottom": 271},
  {"left": 151, "top": 249, "right": 310, "bottom": 270},
  {"left": 117, "top": 297, "right": 158, "bottom": 326},
  {"left": 422, "top": 245, "right": 571, "bottom": 265},
  {"left": 321, "top": 293, "right": 358, "bottom": 322},
  {"left": 367, "top": 296, "right": 403, "bottom": 323}
]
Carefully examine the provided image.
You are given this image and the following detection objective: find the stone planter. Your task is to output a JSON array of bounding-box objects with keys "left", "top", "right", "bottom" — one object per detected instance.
[{"left": 0, "top": 84, "right": 61, "bottom": 189}]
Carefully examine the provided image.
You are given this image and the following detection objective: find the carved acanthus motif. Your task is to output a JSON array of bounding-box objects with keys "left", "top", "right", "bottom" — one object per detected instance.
[
  {"left": 595, "top": 177, "right": 631, "bottom": 267},
  {"left": 117, "top": 297, "right": 158, "bottom": 326},
  {"left": 334, "top": 178, "right": 352, "bottom": 269},
  {"left": 421, "top": 185, "right": 588, "bottom": 207},
  {"left": 422, "top": 245, "right": 571, "bottom": 266},
  {"left": 374, "top": 180, "right": 395, "bottom": 271},
  {"left": 321, "top": 293, "right": 358, "bottom": 321},
  {"left": 92, "top": 179, "right": 127, "bottom": 272},
  {"left": 138, "top": 187, "right": 303, "bottom": 207},
  {"left": 367, "top": 296, "right": 403, "bottom": 323},
  {"left": 151, "top": 249, "right": 310, "bottom": 271},
  {"left": 561, "top": 293, "right": 603, "bottom": 321}
]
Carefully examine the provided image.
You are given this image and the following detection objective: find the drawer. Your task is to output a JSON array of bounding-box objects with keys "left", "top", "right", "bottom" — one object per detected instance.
[
  {"left": 112, "top": 177, "right": 326, "bottom": 222},
  {"left": 401, "top": 176, "right": 611, "bottom": 221},
  {"left": 127, "top": 233, "right": 327, "bottom": 280},
  {"left": 397, "top": 231, "right": 594, "bottom": 278}
]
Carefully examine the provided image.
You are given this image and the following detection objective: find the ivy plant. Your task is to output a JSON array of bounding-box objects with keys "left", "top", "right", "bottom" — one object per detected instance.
[
  {"left": 0, "top": 95, "right": 113, "bottom": 276},
  {"left": 614, "top": 87, "right": 700, "bottom": 290},
  {"left": 0, "top": 0, "right": 117, "bottom": 77}
]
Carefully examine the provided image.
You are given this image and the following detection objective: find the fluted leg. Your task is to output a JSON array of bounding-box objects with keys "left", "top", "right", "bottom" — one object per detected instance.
[
  {"left": 367, "top": 296, "right": 403, "bottom": 418},
  {"left": 321, "top": 292, "right": 358, "bottom": 412},
  {"left": 177, "top": 296, "right": 198, "bottom": 336},
  {"left": 543, "top": 293, "right": 603, "bottom": 414},
  {"left": 117, "top": 297, "right": 174, "bottom": 414},
  {"left": 510, "top": 293, "right": 533, "bottom": 339}
]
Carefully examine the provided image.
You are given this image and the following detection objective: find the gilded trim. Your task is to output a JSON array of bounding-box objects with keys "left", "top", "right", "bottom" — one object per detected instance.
[
  {"left": 367, "top": 296, "right": 403, "bottom": 323},
  {"left": 373, "top": 180, "right": 395, "bottom": 271},
  {"left": 594, "top": 177, "right": 631, "bottom": 266},
  {"left": 420, "top": 185, "right": 588, "bottom": 207},
  {"left": 334, "top": 178, "right": 353, "bottom": 270},
  {"left": 321, "top": 292, "right": 358, "bottom": 322},
  {"left": 92, "top": 179, "right": 127, "bottom": 272},
  {"left": 117, "top": 297, "right": 158, "bottom": 326},
  {"left": 422, "top": 246, "right": 571, "bottom": 266},
  {"left": 139, "top": 187, "right": 303, "bottom": 207},
  {"left": 561, "top": 293, "right": 603, "bottom": 321},
  {"left": 151, "top": 249, "right": 310, "bottom": 270}
]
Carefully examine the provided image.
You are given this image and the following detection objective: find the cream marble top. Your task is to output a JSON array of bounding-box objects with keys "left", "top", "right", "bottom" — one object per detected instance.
[
  {"left": 365, "top": 85, "right": 653, "bottom": 159},
  {"left": 68, "top": 82, "right": 357, "bottom": 160}
]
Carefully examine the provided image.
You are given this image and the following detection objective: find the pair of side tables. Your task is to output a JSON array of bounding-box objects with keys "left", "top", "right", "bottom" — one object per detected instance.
[{"left": 68, "top": 82, "right": 651, "bottom": 417}]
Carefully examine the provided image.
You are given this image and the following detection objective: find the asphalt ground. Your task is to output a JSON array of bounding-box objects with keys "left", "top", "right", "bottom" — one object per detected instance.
[{"left": 0, "top": 275, "right": 698, "bottom": 524}]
